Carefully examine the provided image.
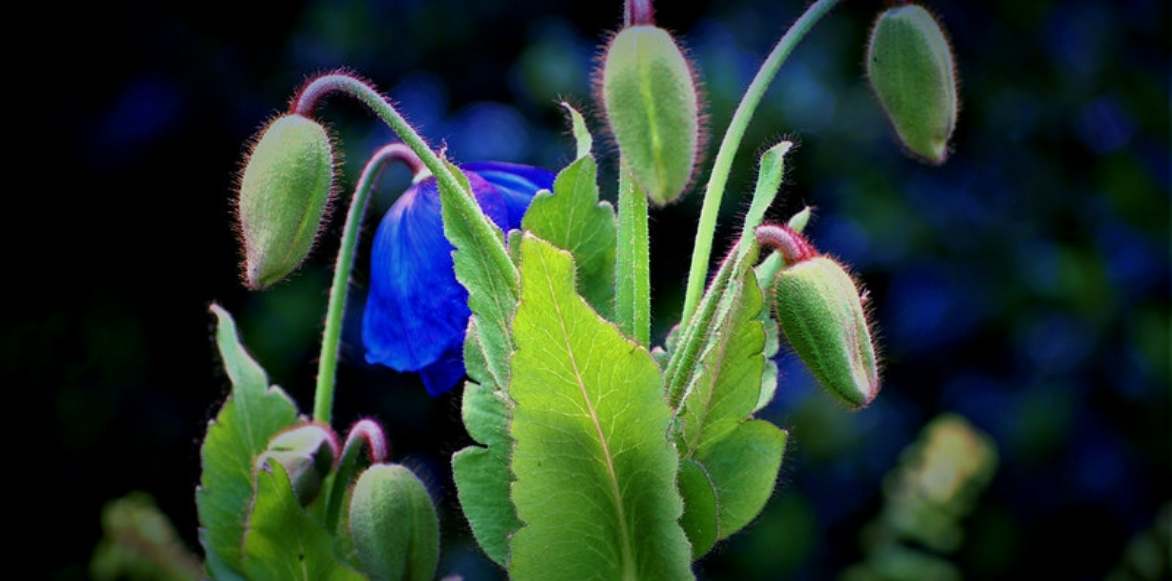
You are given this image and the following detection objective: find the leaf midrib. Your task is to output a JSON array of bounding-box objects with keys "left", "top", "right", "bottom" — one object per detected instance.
[{"left": 535, "top": 247, "right": 637, "bottom": 579}]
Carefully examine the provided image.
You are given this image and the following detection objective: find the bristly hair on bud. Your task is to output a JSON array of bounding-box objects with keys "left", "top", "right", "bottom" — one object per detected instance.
[
  {"left": 349, "top": 464, "right": 440, "bottom": 581},
  {"left": 235, "top": 112, "right": 338, "bottom": 290},
  {"left": 756, "top": 223, "right": 881, "bottom": 409},
  {"left": 866, "top": 3, "right": 959, "bottom": 165},
  {"left": 597, "top": 12, "right": 707, "bottom": 206}
]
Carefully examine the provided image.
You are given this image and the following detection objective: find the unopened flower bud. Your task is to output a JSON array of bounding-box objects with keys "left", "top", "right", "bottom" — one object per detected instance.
[
  {"left": 256, "top": 423, "right": 339, "bottom": 506},
  {"left": 757, "top": 225, "right": 879, "bottom": 408},
  {"left": 349, "top": 464, "right": 439, "bottom": 581},
  {"left": 601, "top": 25, "right": 700, "bottom": 205},
  {"left": 237, "top": 114, "right": 334, "bottom": 289},
  {"left": 866, "top": 4, "right": 958, "bottom": 164}
]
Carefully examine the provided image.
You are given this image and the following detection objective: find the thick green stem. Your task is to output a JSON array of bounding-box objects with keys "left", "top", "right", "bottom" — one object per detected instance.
[
  {"left": 295, "top": 73, "right": 506, "bottom": 423},
  {"left": 615, "top": 158, "right": 651, "bottom": 347},
  {"left": 679, "top": 0, "right": 840, "bottom": 323}
]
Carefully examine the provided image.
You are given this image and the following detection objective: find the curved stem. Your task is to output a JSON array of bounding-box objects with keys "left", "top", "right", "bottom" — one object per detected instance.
[
  {"left": 679, "top": 0, "right": 841, "bottom": 324},
  {"left": 313, "top": 144, "right": 424, "bottom": 423},
  {"left": 294, "top": 73, "right": 512, "bottom": 423},
  {"left": 294, "top": 74, "right": 469, "bottom": 224},
  {"left": 615, "top": 158, "right": 651, "bottom": 347}
]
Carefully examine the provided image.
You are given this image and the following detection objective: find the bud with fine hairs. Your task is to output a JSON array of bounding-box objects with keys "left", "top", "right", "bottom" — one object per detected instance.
[
  {"left": 236, "top": 113, "right": 335, "bottom": 289},
  {"left": 600, "top": 4, "right": 703, "bottom": 205},
  {"left": 866, "top": 4, "right": 959, "bottom": 165}
]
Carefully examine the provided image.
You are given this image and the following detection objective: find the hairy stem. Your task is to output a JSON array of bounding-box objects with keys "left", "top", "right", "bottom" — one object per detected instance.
[
  {"left": 615, "top": 158, "right": 652, "bottom": 347},
  {"left": 679, "top": 0, "right": 840, "bottom": 323},
  {"left": 294, "top": 72, "right": 511, "bottom": 423},
  {"left": 312, "top": 143, "right": 422, "bottom": 424}
]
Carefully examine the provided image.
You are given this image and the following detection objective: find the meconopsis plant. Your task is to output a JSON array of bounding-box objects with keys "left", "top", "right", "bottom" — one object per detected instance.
[{"left": 197, "top": 0, "right": 958, "bottom": 579}]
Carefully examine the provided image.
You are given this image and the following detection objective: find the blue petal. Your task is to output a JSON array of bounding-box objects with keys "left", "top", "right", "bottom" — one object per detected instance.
[
  {"left": 362, "top": 173, "right": 506, "bottom": 371},
  {"left": 419, "top": 345, "right": 466, "bottom": 396},
  {"left": 362, "top": 163, "right": 551, "bottom": 396},
  {"left": 462, "top": 161, "right": 555, "bottom": 228}
]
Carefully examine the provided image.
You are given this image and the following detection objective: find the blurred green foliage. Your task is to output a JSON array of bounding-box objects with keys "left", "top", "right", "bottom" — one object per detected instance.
[{"left": 91, "top": 494, "right": 202, "bottom": 581}]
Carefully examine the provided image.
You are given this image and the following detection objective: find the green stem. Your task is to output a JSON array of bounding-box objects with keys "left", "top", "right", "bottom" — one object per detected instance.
[
  {"left": 295, "top": 73, "right": 503, "bottom": 423},
  {"left": 615, "top": 158, "right": 651, "bottom": 347},
  {"left": 679, "top": 0, "right": 840, "bottom": 324},
  {"left": 310, "top": 143, "right": 422, "bottom": 424}
]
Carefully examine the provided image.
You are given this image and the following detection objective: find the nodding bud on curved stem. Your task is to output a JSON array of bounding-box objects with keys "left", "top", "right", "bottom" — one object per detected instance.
[
  {"left": 601, "top": 9, "right": 701, "bottom": 206},
  {"left": 237, "top": 114, "right": 335, "bottom": 289},
  {"left": 757, "top": 224, "right": 880, "bottom": 409}
]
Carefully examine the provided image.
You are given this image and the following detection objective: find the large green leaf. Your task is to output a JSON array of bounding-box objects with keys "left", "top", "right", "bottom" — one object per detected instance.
[
  {"left": 437, "top": 161, "right": 519, "bottom": 388},
  {"left": 521, "top": 156, "right": 616, "bottom": 318},
  {"left": 197, "top": 305, "right": 299, "bottom": 580},
  {"left": 241, "top": 462, "right": 365, "bottom": 581},
  {"left": 508, "top": 234, "right": 693, "bottom": 580}
]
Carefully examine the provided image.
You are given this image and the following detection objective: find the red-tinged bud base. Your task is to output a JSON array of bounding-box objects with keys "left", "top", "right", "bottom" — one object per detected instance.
[{"left": 755, "top": 223, "right": 818, "bottom": 264}]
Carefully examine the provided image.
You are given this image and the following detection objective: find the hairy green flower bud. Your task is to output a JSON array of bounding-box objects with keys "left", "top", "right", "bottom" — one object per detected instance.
[
  {"left": 756, "top": 225, "right": 879, "bottom": 408},
  {"left": 237, "top": 114, "right": 334, "bottom": 289},
  {"left": 866, "top": 4, "right": 958, "bottom": 164},
  {"left": 349, "top": 464, "right": 439, "bottom": 581},
  {"left": 256, "top": 423, "right": 339, "bottom": 506},
  {"left": 602, "top": 25, "right": 701, "bottom": 205}
]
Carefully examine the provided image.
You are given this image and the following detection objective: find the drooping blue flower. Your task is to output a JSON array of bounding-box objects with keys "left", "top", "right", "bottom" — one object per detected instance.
[{"left": 363, "top": 162, "right": 555, "bottom": 395}]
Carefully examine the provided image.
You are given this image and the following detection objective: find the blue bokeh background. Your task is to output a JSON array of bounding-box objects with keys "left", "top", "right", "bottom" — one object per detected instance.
[{"left": 24, "top": 0, "right": 1168, "bottom": 578}]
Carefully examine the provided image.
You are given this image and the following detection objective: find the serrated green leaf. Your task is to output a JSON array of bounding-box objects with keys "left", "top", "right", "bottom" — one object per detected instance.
[
  {"left": 522, "top": 155, "right": 616, "bottom": 317},
  {"left": 677, "top": 268, "right": 768, "bottom": 456},
  {"left": 452, "top": 380, "right": 518, "bottom": 567},
  {"left": 508, "top": 234, "right": 693, "bottom": 580},
  {"left": 437, "top": 160, "right": 519, "bottom": 389},
  {"left": 242, "top": 463, "right": 365, "bottom": 581},
  {"left": 674, "top": 270, "right": 788, "bottom": 558},
  {"left": 349, "top": 464, "right": 439, "bottom": 581},
  {"left": 463, "top": 318, "right": 495, "bottom": 389},
  {"left": 665, "top": 143, "right": 791, "bottom": 406},
  {"left": 197, "top": 305, "right": 299, "bottom": 580}
]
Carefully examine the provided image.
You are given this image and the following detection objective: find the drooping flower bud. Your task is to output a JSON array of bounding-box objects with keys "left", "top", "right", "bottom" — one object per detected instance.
[
  {"left": 237, "top": 114, "right": 334, "bottom": 289},
  {"left": 349, "top": 464, "right": 439, "bottom": 581},
  {"left": 256, "top": 423, "right": 339, "bottom": 506},
  {"left": 866, "top": 4, "right": 958, "bottom": 164},
  {"left": 757, "top": 225, "right": 879, "bottom": 409},
  {"left": 601, "top": 24, "right": 700, "bottom": 205}
]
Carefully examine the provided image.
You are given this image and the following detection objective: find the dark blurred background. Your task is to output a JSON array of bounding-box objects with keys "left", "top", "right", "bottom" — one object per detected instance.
[{"left": 20, "top": 0, "right": 1169, "bottom": 578}]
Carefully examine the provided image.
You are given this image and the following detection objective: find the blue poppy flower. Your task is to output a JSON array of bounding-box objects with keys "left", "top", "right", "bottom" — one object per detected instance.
[{"left": 362, "top": 162, "right": 555, "bottom": 395}]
